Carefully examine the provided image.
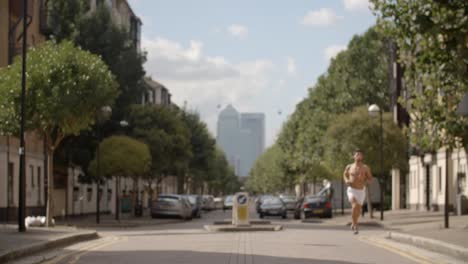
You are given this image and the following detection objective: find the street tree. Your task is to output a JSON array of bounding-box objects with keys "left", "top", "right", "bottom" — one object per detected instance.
[
  {"left": 371, "top": 0, "right": 468, "bottom": 151},
  {"left": 89, "top": 136, "right": 151, "bottom": 218},
  {"left": 0, "top": 41, "right": 118, "bottom": 226},
  {"left": 247, "top": 145, "right": 292, "bottom": 194},
  {"left": 181, "top": 110, "right": 216, "bottom": 193},
  {"left": 324, "top": 106, "right": 408, "bottom": 213},
  {"left": 127, "top": 105, "right": 192, "bottom": 197}
]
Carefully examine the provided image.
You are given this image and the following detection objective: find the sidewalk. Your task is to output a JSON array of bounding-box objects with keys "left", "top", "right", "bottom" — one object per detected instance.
[
  {"left": 0, "top": 224, "right": 97, "bottom": 263},
  {"left": 0, "top": 213, "right": 182, "bottom": 263},
  {"left": 327, "top": 209, "right": 468, "bottom": 261}
]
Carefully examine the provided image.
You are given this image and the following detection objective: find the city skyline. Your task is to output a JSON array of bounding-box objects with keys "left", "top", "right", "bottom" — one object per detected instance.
[{"left": 217, "top": 105, "right": 265, "bottom": 177}]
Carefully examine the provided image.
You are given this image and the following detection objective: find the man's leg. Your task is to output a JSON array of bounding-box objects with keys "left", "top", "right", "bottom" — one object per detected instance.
[{"left": 351, "top": 198, "right": 358, "bottom": 228}]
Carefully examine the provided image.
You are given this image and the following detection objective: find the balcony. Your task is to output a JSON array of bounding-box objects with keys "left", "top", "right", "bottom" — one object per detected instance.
[{"left": 39, "top": 0, "right": 53, "bottom": 35}]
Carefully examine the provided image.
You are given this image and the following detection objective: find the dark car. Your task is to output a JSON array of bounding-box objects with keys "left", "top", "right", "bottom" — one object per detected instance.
[
  {"left": 258, "top": 197, "right": 287, "bottom": 219},
  {"left": 187, "top": 195, "right": 202, "bottom": 218},
  {"left": 294, "top": 193, "right": 332, "bottom": 220}
]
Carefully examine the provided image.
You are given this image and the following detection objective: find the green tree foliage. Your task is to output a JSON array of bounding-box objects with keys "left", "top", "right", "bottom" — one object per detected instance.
[
  {"left": 75, "top": 5, "right": 146, "bottom": 120},
  {"left": 89, "top": 135, "right": 151, "bottom": 215},
  {"left": 0, "top": 40, "right": 118, "bottom": 225},
  {"left": 371, "top": 0, "right": 468, "bottom": 151},
  {"left": 47, "top": 0, "right": 85, "bottom": 42},
  {"left": 324, "top": 107, "right": 408, "bottom": 178},
  {"left": 206, "top": 148, "right": 241, "bottom": 195},
  {"left": 181, "top": 111, "right": 216, "bottom": 193},
  {"left": 276, "top": 26, "right": 395, "bottom": 191},
  {"left": 89, "top": 136, "right": 151, "bottom": 179},
  {"left": 127, "top": 105, "right": 192, "bottom": 195},
  {"left": 247, "top": 145, "right": 291, "bottom": 194},
  {"left": 47, "top": 0, "right": 147, "bottom": 182}
]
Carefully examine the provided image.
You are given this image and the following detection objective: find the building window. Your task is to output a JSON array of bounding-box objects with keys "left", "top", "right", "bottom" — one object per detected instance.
[
  {"left": 73, "top": 187, "right": 79, "bottom": 202},
  {"left": 37, "top": 167, "right": 42, "bottom": 205},
  {"left": 87, "top": 187, "right": 93, "bottom": 202},
  {"left": 30, "top": 165, "right": 35, "bottom": 187},
  {"left": 439, "top": 167, "right": 443, "bottom": 193},
  {"left": 108, "top": 189, "right": 112, "bottom": 202},
  {"left": 8, "top": 162, "right": 14, "bottom": 206}
]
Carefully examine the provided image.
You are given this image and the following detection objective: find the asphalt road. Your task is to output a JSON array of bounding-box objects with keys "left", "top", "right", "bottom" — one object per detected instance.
[{"left": 36, "top": 208, "right": 423, "bottom": 264}]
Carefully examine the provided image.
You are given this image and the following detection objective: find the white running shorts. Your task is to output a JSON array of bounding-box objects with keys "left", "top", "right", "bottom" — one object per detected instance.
[{"left": 347, "top": 187, "right": 366, "bottom": 205}]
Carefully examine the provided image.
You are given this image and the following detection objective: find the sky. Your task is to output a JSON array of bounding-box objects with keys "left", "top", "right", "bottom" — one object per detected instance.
[{"left": 128, "top": 0, "right": 377, "bottom": 147}]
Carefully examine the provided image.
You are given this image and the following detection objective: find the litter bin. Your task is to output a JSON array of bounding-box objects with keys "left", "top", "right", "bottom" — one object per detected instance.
[{"left": 135, "top": 201, "right": 143, "bottom": 217}]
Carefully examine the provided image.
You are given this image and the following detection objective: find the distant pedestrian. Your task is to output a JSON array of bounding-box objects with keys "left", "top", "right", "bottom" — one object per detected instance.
[{"left": 343, "top": 149, "right": 373, "bottom": 234}]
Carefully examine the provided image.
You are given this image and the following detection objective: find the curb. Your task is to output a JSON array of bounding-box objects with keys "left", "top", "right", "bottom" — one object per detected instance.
[
  {"left": 62, "top": 219, "right": 183, "bottom": 229},
  {"left": 204, "top": 225, "right": 283, "bottom": 232},
  {"left": 387, "top": 231, "right": 468, "bottom": 262},
  {"left": 0, "top": 231, "right": 99, "bottom": 263}
]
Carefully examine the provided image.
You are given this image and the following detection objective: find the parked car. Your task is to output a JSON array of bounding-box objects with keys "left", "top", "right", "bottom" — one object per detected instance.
[
  {"left": 202, "top": 195, "right": 215, "bottom": 210},
  {"left": 223, "top": 195, "right": 234, "bottom": 210},
  {"left": 214, "top": 197, "right": 224, "bottom": 209},
  {"left": 151, "top": 194, "right": 192, "bottom": 220},
  {"left": 258, "top": 197, "right": 287, "bottom": 219},
  {"left": 294, "top": 192, "right": 332, "bottom": 220},
  {"left": 255, "top": 195, "right": 274, "bottom": 213},
  {"left": 187, "top": 195, "right": 202, "bottom": 218},
  {"left": 279, "top": 195, "right": 297, "bottom": 211}
]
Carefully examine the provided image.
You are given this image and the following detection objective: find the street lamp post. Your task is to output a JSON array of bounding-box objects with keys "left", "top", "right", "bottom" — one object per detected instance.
[
  {"left": 96, "top": 106, "right": 112, "bottom": 224},
  {"left": 368, "top": 104, "right": 384, "bottom": 221},
  {"left": 115, "top": 119, "right": 129, "bottom": 221},
  {"left": 18, "top": 0, "right": 28, "bottom": 232}
]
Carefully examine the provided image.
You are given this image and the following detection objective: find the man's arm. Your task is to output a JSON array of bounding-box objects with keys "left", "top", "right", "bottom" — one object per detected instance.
[{"left": 343, "top": 165, "right": 351, "bottom": 184}]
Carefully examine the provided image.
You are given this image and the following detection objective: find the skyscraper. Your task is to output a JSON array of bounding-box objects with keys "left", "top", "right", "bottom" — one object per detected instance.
[{"left": 217, "top": 105, "right": 265, "bottom": 177}]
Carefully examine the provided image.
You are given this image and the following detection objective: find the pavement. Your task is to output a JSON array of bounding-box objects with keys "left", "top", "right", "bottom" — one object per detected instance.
[
  {"left": 2, "top": 209, "right": 468, "bottom": 263},
  {"left": 327, "top": 208, "right": 468, "bottom": 261},
  {"left": 15, "top": 210, "right": 425, "bottom": 264},
  {"left": 0, "top": 224, "right": 97, "bottom": 263},
  {"left": 0, "top": 212, "right": 182, "bottom": 263}
]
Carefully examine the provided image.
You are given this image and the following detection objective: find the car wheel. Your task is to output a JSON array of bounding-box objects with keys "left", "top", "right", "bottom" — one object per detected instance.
[
  {"left": 151, "top": 214, "right": 157, "bottom": 219},
  {"left": 282, "top": 213, "right": 287, "bottom": 219},
  {"left": 259, "top": 213, "right": 264, "bottom": 219}
]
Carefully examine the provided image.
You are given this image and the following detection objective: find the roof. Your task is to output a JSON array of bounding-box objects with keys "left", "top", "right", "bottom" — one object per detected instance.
[{"left": 219, "top": 104, "right": 239, "bottom": 117}]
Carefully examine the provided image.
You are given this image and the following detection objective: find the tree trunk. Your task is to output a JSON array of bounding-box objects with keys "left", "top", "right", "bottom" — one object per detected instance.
[
  {"left": 177, "top": 174, "right": 185, "bottom": 194},
  {"left": 45, "top": 148, "right": 54, "bottom": 227}
]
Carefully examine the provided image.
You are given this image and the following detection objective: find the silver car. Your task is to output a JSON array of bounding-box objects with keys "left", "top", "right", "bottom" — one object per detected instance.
[
  {"left": 280, "top": 195, "right": 297, "bottom": 211},
  {"left": 151, "top": 194, "right": 192, "bottom": 220}
]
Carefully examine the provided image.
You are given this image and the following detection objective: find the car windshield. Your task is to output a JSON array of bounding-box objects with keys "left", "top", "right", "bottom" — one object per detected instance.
[
  {"left": 225, "top": 196, "right": 233, "bottom": 202},
  {"left": 281, "top": 196, "right": 295, "bottom": 202},
  {"left": 187, "top": 196, "right": 197, "bottom": 204},
  {"left": 157, "top": 196, "right": 179, "bottom": 203},
  {"left": 317, "top": 188, "right": 329, "bottom": 197},
  {"left": 263, "top": 198, "right": 282, "bottom": 205}
]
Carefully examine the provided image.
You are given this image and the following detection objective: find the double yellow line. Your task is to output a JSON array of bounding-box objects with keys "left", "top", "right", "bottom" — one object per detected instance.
[
  {"left": 43, "top": 236, "right": 124, "bottom": 264},
  {"left": 359, "top": 236, "right": 444, "bottom": 264}
]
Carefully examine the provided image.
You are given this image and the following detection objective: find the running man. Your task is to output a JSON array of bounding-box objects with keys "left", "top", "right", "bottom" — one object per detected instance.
[{"left": 343, "top": 149, "right": 373, "bottom": 234}]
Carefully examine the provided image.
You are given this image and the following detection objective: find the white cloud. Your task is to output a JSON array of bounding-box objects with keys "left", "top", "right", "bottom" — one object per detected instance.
[
  {"left": 286, "top": 57, "right": 296, "bottom": 75},
  {"left": 228, "top": 24, "right": 249, "bottom": 39},
  {"left": 324, "top": 45, "right": 347, "bottom": 62},
  {"left": 343, "top": 0, "right": 371, "bottom": 11},
  {"left": 301, "top": 8, "right": 342, "bottom": 26},
  {"left": 142, "top": 37, "right": 275, "bottom": 135}
]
